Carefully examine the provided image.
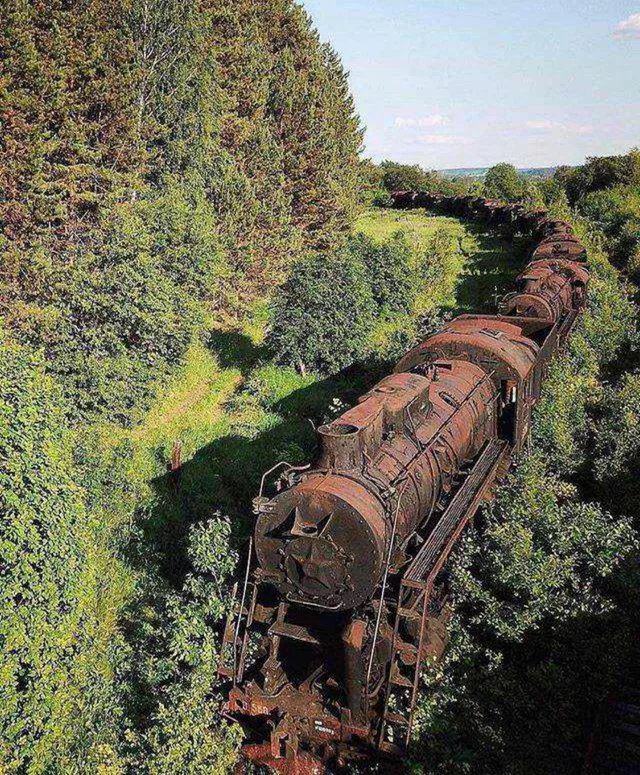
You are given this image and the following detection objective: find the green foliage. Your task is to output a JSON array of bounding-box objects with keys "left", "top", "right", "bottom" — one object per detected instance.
[
  {"left": 268, "top": 250, "right": 375, "bottom": 373},
  {"left": 413, "top": 453, "right": 637, "bottom": 774},
  {"left": 579, "top": 186, "right": 640, "bottom": 276},
  {"left": 209, "top": 0, "right": 364, "bottom": 297},
  {"left": 350, "top": 232, "right": 416, "bottom": 315},
  {"left": 359, "top": 159, "right": 387, "bottom": 206},
  {"left": 268, "top": 217, "right": 492, "bottom": 373},
  {"left": 592, "top": 371, "right": 640, "bottom": 521},
  {"left": 594, "top": 372, "right": 640, "bottom": 482},
  {"left": 483, "top": 163, "right": 526, "bottom": 202},
  {"left": 558, "top": 149, "right": 640, "bottom": 203},
  {"left": 0, "top": 339, "right": 132, "bottom": 773},
  {"left": 530, "top": 355, "right": 597, "bottom": 475},
  {"left": 549, "top": 150, "right": 640, "bottom": 274},
  {"left": 353, "top": 208, "right": 519, "bottom": 361},
  {"left": 23, "top": 192, "right": 223, "bottom": 423},
  {"left": 244, "top": 362, "right": 319, "bottom": 409},
  {"left": 412, "top": 227, "right": 470, "bottom": 322},
  {"left": 0, "top": 1, "right": 367, "bottom": 770},
  {"left": 532, "top": 238, "right": 636, "bottom": 475},
  {"left": 379, "top": 161, "right": 437, "bottom": 192},
  {"left": 1, "top": 0, "right": 365, "bottom": 418},
  {"left": 453, "top": 452, "right": 633, "bottom": 643},
  {"left": 412, "top": 201, "right": 639, "bottom": 772},
  {"left": 122, "top": 516, "right": 241, "bottom": 774},
  {"left": 377, "top": 161, "right": 468, "bottom": 196}
]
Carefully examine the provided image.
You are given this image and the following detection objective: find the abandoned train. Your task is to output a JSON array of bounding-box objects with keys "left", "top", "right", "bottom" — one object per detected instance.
[{"left": 219, "top": 193, "right": 590, "bottom": 773}]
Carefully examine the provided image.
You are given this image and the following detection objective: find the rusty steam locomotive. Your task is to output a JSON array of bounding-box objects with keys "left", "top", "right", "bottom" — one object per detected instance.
[{"left": 218, "top": 193, "right": 590, "bottom": 773}]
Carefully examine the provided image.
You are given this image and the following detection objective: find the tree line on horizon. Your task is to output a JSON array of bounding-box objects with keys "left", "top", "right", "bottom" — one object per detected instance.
[{"left": 367, "top": 152, "right": 640, "bottom": 279}]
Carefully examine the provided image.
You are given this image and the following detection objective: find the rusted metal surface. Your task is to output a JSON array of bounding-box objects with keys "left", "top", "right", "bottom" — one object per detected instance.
[
  {"left": 221, "top": 194, "right": 590, "bottom": 773},
  {"left": 255, "top": 366, "right": 496, "bottom": 613},
  {"left": 396, "top": 317, "right": 540, "bottom": 385},
  {"left": 500, "top": 257, "right": 589, "bottom": 322},
  {"left": 236, "top": 743, "right": 325, "bottom": 774}
]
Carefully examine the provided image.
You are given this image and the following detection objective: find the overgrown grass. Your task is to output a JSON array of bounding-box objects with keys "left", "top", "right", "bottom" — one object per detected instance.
[
  {"left": 355, "top": 208, "right": 466, "bottom": 248},
  {"left": 356, "top": 207, "right": 519, "bottom": 316}
]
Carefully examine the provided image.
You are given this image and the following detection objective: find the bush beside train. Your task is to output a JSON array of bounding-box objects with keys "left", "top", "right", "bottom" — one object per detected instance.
[{"left": 219, "top": 193, "right": 590, "bottom": 774}]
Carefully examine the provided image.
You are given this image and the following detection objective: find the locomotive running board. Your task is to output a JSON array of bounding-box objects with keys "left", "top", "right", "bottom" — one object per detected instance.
[
  {"left": 379, "top": 438, "right": 510, "bottom": 754},
  {"left": 406, "top": 437, "right": 510, "bottom": 586}
]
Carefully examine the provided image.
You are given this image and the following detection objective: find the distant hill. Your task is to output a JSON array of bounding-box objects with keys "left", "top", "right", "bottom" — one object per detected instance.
[{"left": 440, "top": 167, "right": 557, "bottom": 179}]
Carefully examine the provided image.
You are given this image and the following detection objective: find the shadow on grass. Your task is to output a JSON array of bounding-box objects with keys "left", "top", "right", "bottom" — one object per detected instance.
[
  {"left": 207, "top": 328, "right": 268, "bottom": 376},
  {"left": 143, "top": 358, "right": 388, "bottom": 584},
  {"left": 452, "top": 224, "right": 527, "bottom": 316}
]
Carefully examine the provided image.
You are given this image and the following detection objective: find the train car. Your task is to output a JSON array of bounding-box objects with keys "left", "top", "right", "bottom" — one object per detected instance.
[{"left": 219, "top": 195, "right": 589, "bottom": 774}]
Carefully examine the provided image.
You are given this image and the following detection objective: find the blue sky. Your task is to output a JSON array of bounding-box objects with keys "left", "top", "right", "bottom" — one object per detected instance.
[{"left": 301, "top": 1, "right": 640, "bottom": 169}]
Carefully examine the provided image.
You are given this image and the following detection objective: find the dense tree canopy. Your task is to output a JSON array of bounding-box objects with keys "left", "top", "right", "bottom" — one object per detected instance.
[
  {"left": 0, "top": 0, "right": 365, "bottom": 419},
  {"left": 0, "top": 1, "right": 365, "bottom": 770},
  {"left": 483, "top": 162, "right": 527, "bottom": 202}
]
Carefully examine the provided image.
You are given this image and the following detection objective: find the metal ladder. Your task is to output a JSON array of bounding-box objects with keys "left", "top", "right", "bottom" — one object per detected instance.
[
  {"left": 378, "top": 439, "right": 509, "bottom": 754},
  {"left": 378, "top": 577, "right": 432, "bottom": 755},
  {"left": 218, "top": 540, "right": 258, "bottom": 685}
]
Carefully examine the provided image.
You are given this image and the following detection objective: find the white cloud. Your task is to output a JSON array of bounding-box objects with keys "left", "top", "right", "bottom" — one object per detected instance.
[
  {"left": 394, "top": 114, "right": 448, "bottom": 128},
  {"left": 614, "top": 13, "right": 640, "bottom": 39},
  {"left": 525, "top": 120, "right": 593, "bottom": 135},
  {"left": 418, "top": 134, "right": 472, "bottom": 145}
]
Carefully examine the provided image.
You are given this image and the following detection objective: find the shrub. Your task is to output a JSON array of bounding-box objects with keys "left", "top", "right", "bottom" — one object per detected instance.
[
  {"left": 531, "top": 232, "right": 636, "bottom": 475},
  {"left": 418, "top": 228, "right": 461, "bottom": 313},
  {"left": 594, "top": 372, "right": 640, "bottom": 482},
  {"left": 350, "top": 232, "right": 416, "bottom": 315},
  {"left": 559, "top": 149, "right": 640, "bottom": 203},
  {"left": 378, "top": 161, "right": 437, "bottom": 192},
  {"left": 123, "top": 516, "right": 241, "bottom": 774},
  {"left": 531, "top": 356, "right": 597, "bottom": 475},
  {"left": 268, "top": 250, "right": 375, "bottom": 374},
  {"left": 0, "top": 338, "right": 130, "bottom": 773},
  {"left": 579, "top": 186, "right": 640, "bottom": 272},
  {"left": 413, "top": 452, "right": 637, "bottom": 774},
  {"left": 6, "top": 191, "right": 224, "bottom": 424},
  {"left": 483, "top": 163, "right": 526, "bottom": 202},
  {"left": 377, "top": 161, "right": 468, "bottom": 196},
  {"left": 453, "top": 452, "right": 634, "bottom": 643}
]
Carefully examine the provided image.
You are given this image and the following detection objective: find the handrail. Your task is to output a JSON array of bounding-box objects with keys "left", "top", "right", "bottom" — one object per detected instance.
[
  {"left": 257, "top": 460, "right": 310, "bottom": 502},
  {"left": 364, "top": 480, "right": 408, "bottom": 700},
  {"left": 232, "top": 536, "right": 253, "bottom": 686}
]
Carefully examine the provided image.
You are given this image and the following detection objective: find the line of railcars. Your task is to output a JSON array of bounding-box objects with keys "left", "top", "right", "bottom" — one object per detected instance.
[{"left": 219, "top": 192, "right": 590, "bottom": 774}]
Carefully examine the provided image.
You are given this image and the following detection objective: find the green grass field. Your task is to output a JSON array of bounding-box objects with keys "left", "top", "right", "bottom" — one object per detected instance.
[
  {"left": 356, "top": 207, "right": 519, "bottom": 314},
  {"left": 355, "top": 208, "right": 466, "bottom": 249}
]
